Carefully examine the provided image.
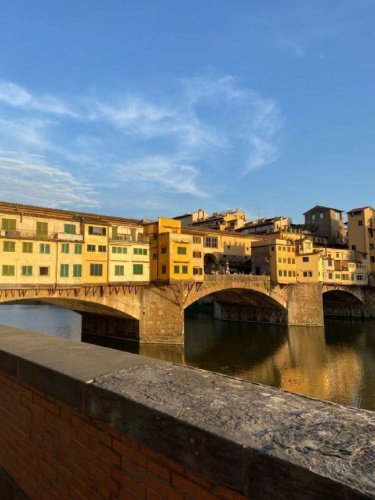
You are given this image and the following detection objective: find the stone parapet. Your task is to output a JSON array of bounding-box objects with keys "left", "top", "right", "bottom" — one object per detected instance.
[{"left": 0, "top": 325, "right": 374, "bottom": 498}]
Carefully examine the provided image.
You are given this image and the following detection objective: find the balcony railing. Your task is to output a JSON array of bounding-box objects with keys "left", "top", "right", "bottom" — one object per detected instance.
[{"left": 0, "top": 229, "right": 83, "bottom": 241}]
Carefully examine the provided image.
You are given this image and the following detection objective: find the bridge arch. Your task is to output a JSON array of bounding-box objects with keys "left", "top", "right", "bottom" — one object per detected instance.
[
  {"left": 0, "top": 287, "right": 141, "bottom": 321},
  {"left": 322, "top": 286, "right": 364, "bottom": 318},
  {"left": 183, "top": 275, "right": 288, "bottom": 325},
  {"left": 183, "top": 275, "right": 287, "bottom": 310}
]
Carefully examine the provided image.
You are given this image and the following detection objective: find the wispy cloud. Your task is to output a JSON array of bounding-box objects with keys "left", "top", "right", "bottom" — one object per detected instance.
[
  {"left": 0, "top": 75, "right": 284, "bottom": 214},
  {"left": 0, "top": 81, "right": 76, "bottom": 116},
  {"left": 116, "top": 155, "right": 205, "bottom": 197},
  {"left": 0, "top": 153, "right": 98, "bottom": 207}
]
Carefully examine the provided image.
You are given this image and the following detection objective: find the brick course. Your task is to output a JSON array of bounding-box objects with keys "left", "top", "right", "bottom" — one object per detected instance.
[{"left": 0, "top": 371, "right": 245, "bottom": 499}]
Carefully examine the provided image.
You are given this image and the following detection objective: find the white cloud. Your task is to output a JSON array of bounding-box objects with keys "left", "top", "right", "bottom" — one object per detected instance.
[
  {"left": 0, "top": 154, "right": 98, "bottom": 208},
  {"left": 0, "top": 74, "right": 284, "bottom": 214},
  {"left": 0, "top": 80, "right": 76, "bottom": 116},
  {"left": 116, "top": 155, "right": 205, "bottom": 197}
]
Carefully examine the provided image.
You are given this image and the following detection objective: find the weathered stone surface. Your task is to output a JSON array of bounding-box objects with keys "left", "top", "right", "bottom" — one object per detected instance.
[
  {"left": 0, "top": 325, "right": 374, "bottom": 498},
  {"left": 288, "top": 283, "right": 324, "bottom": 326}
]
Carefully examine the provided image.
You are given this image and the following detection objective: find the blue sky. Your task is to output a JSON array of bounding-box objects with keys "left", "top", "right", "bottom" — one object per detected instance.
[{"left": 0, "top": 0, "right": 374, "bottom": 223}]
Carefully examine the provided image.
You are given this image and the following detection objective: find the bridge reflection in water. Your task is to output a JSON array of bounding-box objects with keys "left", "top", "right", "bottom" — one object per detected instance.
[
  {"left": 0, "top": 303, "right": 374, "bottom": 410},
  {"left": 84, "top": 313, "right": 375, "bottom": 411}
]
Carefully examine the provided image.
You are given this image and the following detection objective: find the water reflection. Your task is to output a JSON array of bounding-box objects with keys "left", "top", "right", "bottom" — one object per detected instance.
[{"left": 0, "top": 304, "right": 374, "bottom": 410}]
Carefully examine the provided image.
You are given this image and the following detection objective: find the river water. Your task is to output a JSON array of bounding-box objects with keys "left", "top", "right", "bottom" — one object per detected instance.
[{"left": 0, "top": 304, "right": 374, "bottom": 411}]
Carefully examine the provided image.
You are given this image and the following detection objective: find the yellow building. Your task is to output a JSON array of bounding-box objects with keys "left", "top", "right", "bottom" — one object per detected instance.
[
  {"left": 144, "top": 218, "right": 204, "bottom": 282},
  {"left": 251, "top": 237, "right": 297, "bottom": 283},
  {"left": 347, "top": 206, "right": 375, "bottom": 275},
  {"left": 0, "top": 201, "right": 150, "bottom": 286}
]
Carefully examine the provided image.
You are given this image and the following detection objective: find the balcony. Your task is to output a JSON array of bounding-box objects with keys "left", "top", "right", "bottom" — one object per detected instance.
[
  {"left": 0, "top": 229, "right": 57, "bottom": 241},
  {"left": 0, "top": 229, "right": 83, "bottom": 241}
]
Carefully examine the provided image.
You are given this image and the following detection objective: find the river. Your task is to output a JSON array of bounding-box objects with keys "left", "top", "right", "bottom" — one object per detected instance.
[{"left": 0, "top": 304, "right": 374, "bottom": 411}]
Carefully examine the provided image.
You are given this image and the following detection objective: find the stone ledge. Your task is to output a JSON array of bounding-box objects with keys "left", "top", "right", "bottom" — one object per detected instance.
[{"left": 0, "top": 324, "right": 374, "bottom": 499}]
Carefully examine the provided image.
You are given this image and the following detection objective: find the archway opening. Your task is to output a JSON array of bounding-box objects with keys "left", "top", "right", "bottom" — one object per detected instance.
[
  {"left": 0, "top": 297, "right": 140, "bottom": 343},
  {"left": 323, "top": 290, "right": 364, "bottom": 318},
  {"left": 185, "top": 287, "right": 287, "bottom": 325}
]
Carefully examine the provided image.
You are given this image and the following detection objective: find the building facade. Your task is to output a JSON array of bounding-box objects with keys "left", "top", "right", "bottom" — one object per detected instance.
[
  {"left": 347, "top": 206, "right": 375, "bottom": 277},
  {"left": 0, "top": 201, "right": 150, "bottom": 286},
  {"left": 303, "top": 205, "right": 346, "bottom": 245}
]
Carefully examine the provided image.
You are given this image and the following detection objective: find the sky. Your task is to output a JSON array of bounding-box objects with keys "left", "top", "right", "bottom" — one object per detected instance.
[{"left": 0, "top": 0, "right": 374, "bottom": 223}]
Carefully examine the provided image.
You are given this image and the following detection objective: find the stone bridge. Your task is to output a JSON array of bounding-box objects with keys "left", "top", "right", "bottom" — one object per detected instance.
[{"left": 0, "top": 277, "right": 374, "bottom": 344}]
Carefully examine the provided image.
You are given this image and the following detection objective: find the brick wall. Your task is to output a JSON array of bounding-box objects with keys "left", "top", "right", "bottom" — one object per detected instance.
[{"left": 0, "top": 370, "right": 244, "bottom": 499}]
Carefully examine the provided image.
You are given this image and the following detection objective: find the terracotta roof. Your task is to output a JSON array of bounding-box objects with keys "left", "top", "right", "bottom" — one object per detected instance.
[
  {"left": 303, "top": 205, "right": 344, "bottom": 215},
  {"left": 0, "top": 200, "right": 143, "bottom": 226}
]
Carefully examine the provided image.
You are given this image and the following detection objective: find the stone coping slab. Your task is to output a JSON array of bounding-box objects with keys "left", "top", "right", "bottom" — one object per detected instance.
[{"left": 0, "top": 324, "right": 374, "bottom": 499}]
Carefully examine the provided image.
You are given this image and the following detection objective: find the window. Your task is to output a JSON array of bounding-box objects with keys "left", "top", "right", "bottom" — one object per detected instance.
[
  {"left": 174, "top": 265, "right": 180, "bottom": 274},
  {"left": 177, "top": 246, "right": 187, "bottom": 255},
  {"left": 36, "top": 222, "right": 48, "bottom": 236},
  {"left": 61, "top": 243, "right": 69, "bottom": 253},
  {"left": 302, "top": 256, "right": 309, "bottom": 262},
  {"left": 73, "top": 264, "right": 82, "bottom": 278},
  {"left": 283, "top": 270, "right": 287, "bottom": 276},
  {"left": 204, "top": 236, "right": 218, "bottom": 248},
  {"left": 335, "top": 212, "right": 340, "bottom": 220},
  {"left": 161, "top": 247, "right": 167, "bottom": 254},
  {"left": 112, "top": 246, "right": 127, "bottom": 254},
  {"left": 193, "top": 251, "right": 202, "bottom": 258},
  {"left": 278, "top": 246, "right": 281, "bottom": 251},
  {"left": 74, "top": 244, "right": 82, "bottom": 254},
  {"left": 304, "top": 242, "right": 312, "bottom": 251},
  {"left": 278, "top": 258, "right": 281, "bottom": 263},
  {"left": 370, "top": 244, "right": 374, "bottom": 250},
  {"left": 303, "top": 271, "right": 313, "bottom": 277},
  {"left": 40, "top": 243, "right": 50, "bottom": 254},
  {"left": 358, "top": 220, "right": 363, "bottom": 226},
  {"left": 39, "top": 267, "right": 49, "bottom": 276},
  {"left": 87, "top": 244, "right": 96, "bottom": 252},
  {"left": 320, "top": 212, "right": 324, "bottom": 219},
  {"left": 292, "top": 271, "right": 296, "bottom": 277},
  {"left": 133, "top": 247, "right": 146, "bottom": 255},
  {"left": 142, "top": 248, "right": 147, "bottom": 255},
  {"left": 312, "top": 214, "right": 316, "bottom": 221},
  {"left": 64, "top": 224, "right": 76, "bottom": 234},
  {"left": 352, "top": 245, "right": 356, "bottom": 250},
  {"left": 98, "top": 245, "right": 107, "bottom": 252},
  {"left": 193, "top": 236, "right": 201, "bottom": 244},
  {"left": 88, "top": 226, "right": 106, "bottom": 236},
  {"left": 328, "top": 273, "right": 333, "bottom": 279},
  {"left": 114, "top": 265, "right": 124, "bottom": 276},
  {"left": 292, "top": 258, "right": 295, "bottom": 264},
  {"left": 133, "top": 264, "right": 143, "bottom": 275},
  {"left": 60, "top": 264, "right": 69, "bottom": 277},
  {"left": 182, "top": 266, "right": 188, "bottom": 274},
  {"left": 342, "top": 274, "right": 349, "bottom": 280},
  {"left": 278, "top": 270, "right": 282, "bottom": 276},
  {"left": 288, "top": 271, "right": 292, "bottom": 277},
  {"left": 90, "top": 264, "right": 103, "bottom": 276},
  {"left": 335, "top": 273, "right": 340, "bottom": 279},
  {"left": 193, "top": 267, "right": 203, "bottom": 275},
  {"left": 161, "top": 265, "right": 167, "bottom": 274},
  {"left": 2, "top": 265, "right": 15, "bottom": 276},
  {"left": 357, "top": 274, "right": 364, "bottom": 281},
  {"left": 2, "top": 218, "right": 16, "bottom": 230},
  {"left": 371, "top": 256, "right": 375, "bottom": 263},
  {"left": 22, "top": 242, "right": 33, "bottom": 253},
  {"left": 21, "top": 266, "right": 32, "bottom": 276},
  {"left": 3, "top": 241, "right": 15, "bottom": 252}
]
